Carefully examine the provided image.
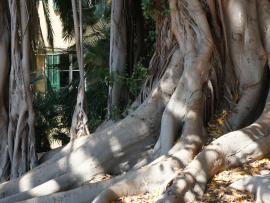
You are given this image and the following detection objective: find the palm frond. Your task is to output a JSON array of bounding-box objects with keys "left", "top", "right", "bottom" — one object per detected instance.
[
  {"left": 84, "top": 18, "right": 109, "bottom": 47},
  {"left": 42, "top": 0, "right": 54, "bottom": 48},
  {"left": 52, "top": 0, "right": 74, "bottom": 41}
]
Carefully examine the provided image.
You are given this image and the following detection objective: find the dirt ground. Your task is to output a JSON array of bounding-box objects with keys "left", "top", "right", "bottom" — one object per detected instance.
[
  {"left": 116, "top": 110, "right": 270, "bottom": 203},
  {"left": 117, "top": 158, "right": 270, "bottom": 203}
]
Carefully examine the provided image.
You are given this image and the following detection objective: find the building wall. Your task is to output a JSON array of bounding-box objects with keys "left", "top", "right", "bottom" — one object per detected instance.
[
  {"left": 35, "top": 0, "right": 75, "bottom": 92},
  {"left": 35, "top": 55, "right": 46, "bottom": 93}
]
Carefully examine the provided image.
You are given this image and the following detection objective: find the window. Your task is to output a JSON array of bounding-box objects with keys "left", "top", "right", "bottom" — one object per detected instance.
[{"left": 46, "top": 54, "right": 60, "bottom": 90}]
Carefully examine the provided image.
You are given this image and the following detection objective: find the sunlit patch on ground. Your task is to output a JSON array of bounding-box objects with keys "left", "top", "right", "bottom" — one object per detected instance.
[
  {"left": 198, "top": 158, "right": 270, "bottom": 202},
  {"left": 116, "top": 193, "right": 158, "bottom": 203},
  {"left": 87, "top": 174, "right": 112, "bottom": 184},
  {"left": 113, "top": 159, "right": 270, "bottom": 203},
  {"left": 207, "top": 110, "right": 228, "bottom": 139}
]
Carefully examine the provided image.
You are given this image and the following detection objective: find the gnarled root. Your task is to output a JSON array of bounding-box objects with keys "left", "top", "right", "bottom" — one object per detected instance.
[
  {"left": 91, "top": 132, "right": 208, "bottom": 203},
  {"left": 88, "top": 0, "right": 222, "bottom": 200},
  {"left": 158, "top": 87, "right": 270, "bottom": 202}
]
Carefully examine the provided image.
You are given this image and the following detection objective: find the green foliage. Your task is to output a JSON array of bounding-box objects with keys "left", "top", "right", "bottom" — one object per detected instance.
[
  {"left": 34, "top": 86, "right": 75, "bottom": 152},
  {"left": 141, "top": 0, "right": 170, "bottom": 20},
  {"left": 110, "top": 106, "right": 124, "bottom": 121},
  {"left": 34, "top": 0, "right": 158, "bottom": 152},
  {"left": 51, "top": 0, "right": 110, "bottom": 41},
  {"left": 127, "top": 62, "right": 149, "bottom": 97},
  {"left": 34, "top": 79, "right": 108, "bottom": 152},
  {"left": 84, "top": 20, "right": 107, "bottom": 46},
  {"left": 41, "top": 0, "right": 54, "bottom": 47},
  {"left": 34, "top": 0, "right": 111, "bottom": 152},
  {"left": 93, "top": 0, "right": 111, "bottom": 20},
  {"left": 86, "top": 78, "right": 108, "bottom": 130},
  {"left": 141, "top": 0, "right": 155, "bottom": 20}
]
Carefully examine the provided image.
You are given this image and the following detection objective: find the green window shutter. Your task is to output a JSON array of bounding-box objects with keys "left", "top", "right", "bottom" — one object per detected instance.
[
  {"left": 46, "top": 54, "right": 60, "bottom": 91},
  {"left": 54, "top": 55, "right": 60, "bottom": 65}
]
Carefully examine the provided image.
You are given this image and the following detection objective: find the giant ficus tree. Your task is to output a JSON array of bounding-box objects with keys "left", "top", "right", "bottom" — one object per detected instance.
[
  {"left": 0, "top": 0, "right": 38, "bottom": 181},
  {"left": 0, "top": 0, "right": 270, "bottom": 202}
]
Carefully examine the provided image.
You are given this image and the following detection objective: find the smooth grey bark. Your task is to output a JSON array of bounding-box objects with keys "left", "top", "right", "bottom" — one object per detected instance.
[
  {"left": 107, "top": 0, "right": 127, "bottom": 118},
  {"left": 0, "top": 0, "right": 10, "bottom": 182},
  {"left": 158, "top": 0, "right": 213, "bottom": 155},
  {"left": 155, "top": 1, "right": 270, "bottom": 202},
  {"left": 224, "top": 0, "right": 267, "bottom": 131},
  {"left": 7, "top": 0, "right": 37, "bottom": 180}
]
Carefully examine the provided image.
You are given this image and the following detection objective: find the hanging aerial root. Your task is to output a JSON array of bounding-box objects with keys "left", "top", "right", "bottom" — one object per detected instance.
[
  {"left": 70, "top": 0, "right": 91, "bottom": 140},
  {"left": 3, "top": 0, "right": 217, "bottom": 202}
]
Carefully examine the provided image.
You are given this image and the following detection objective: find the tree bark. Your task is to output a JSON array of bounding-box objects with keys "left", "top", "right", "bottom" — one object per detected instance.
[
  {"left": 107, "top": 0, "right": 128, "bottom": 118},
  {"left": 0, "top": 0, "right": 10, "bottom": 182},
  {"left": 70, "top": 0, "right": 90, "bottom": 139},
  {"left": 7, "top": 0, "right": 37, "bottom": 180}
]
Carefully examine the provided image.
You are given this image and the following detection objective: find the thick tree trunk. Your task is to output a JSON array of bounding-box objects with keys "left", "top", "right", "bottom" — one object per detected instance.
[
  {"left": 156, "top": 0, "right": 270, "bottom": 202},
  {"left": 0, "top": 0, "right": 10, "bottom": 182},
  {"left": 223, "top": 0, "right": 267, "bottom": 130},
  {"left": 7, "top": 0, "right": 37, "bottom": 180},
  {"left": 107, "top": 0, "right": 128, "bottom": 118}
]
